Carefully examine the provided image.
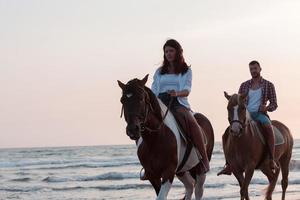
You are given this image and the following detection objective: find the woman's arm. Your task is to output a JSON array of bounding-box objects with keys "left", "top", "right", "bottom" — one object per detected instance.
[
  {"left": 168, "top": 68, "right": 192, "bottom": 97},
  {"left": 151, "top": 68, "right": 160, "bottom": 96},
  {"left": 168, "top": 89, "right": 189, "bottom": 97}
]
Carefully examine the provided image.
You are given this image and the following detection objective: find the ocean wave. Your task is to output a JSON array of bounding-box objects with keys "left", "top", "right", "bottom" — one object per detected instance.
[
  {"left": 289, "top": 159, "right": 300, "bottom": 171},
  {"left": 2, "top": 181, "right": 300, "bottom": 194},
  {"left": 212, "top": 149, "right": 224, "bottom": 155},
  {"left": 0, "top": 184, "right": 151, "bottom": 193},
  {"left": 91, "top": 184, "right": 152, "bottom": 191},
  {"left": 15, "top": 171, "right": 31, "bottom": 176},
  {"left": 34, "top": 161, "right": 140, "bottom": 170},
  {"left": 1, "top": 158, "right": 140, "bottom": 170},
  {"left": 0, "top": 186, "right": 43, "bottom": 193},
  {"left": 288, "top": 179, "right": 300, "bottom": 184},
  {"left": 50, "top": 184, "right": 149, "bottom": 191},
  {"left": 89, "top": 182, "right": 225, "bottom": 191},
  {"left": 0, "top": 160, "right": 75, "bottom": 168},
  {"left": 80, "top": 172, "right": 137, "bottom": 181},
  {"left": 43, "top": 172, "right": 138, "bottom": 183},
  {"left": 11, "top": 177, "right": 31, "bottom": 182},
  {"left": 42, "top": 176, "right": 69, "bottom": 183}
]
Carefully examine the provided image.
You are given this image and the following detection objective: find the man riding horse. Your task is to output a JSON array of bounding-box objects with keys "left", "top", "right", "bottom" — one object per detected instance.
[{"left": 218, "top": 60, "right": 279, "bottom": 175}]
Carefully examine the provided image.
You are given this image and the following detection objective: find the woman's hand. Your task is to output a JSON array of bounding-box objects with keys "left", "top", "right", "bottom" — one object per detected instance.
[
  {"left": 168, "top": 90, "right": 190, "bottom": 97},
  {"left": 167, "top": 90, "right": 177, "bottom": 97}
]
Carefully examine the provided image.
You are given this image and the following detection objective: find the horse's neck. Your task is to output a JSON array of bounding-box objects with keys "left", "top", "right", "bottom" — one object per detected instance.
[
  {"left": 144, "top": 87, "right": 163, "bottom": 122},
  {"left": 145, "top": 111, "right": 163, "bottom": 130}
]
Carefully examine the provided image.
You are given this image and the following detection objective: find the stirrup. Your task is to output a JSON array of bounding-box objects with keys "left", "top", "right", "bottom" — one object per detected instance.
[{"left": 140, "top": 168, "right": 147, "bottom": 180}]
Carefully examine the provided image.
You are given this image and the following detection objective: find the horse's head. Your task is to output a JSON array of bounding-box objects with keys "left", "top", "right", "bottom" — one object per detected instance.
[
  {"left": 224, "top": 91, "right": 248, "bottom": 136},
  {"left": 118, "top": 75, "right": 151, "bottom": 141}
]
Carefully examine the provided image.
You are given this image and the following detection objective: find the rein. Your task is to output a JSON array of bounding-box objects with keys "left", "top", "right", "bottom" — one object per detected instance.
[
  {"left": 142, "top": 96, "right": 174, "bottom": 133},
  {"left": 230, "top": 119, "right": 244, "bottom": 127},
  {"left": 120, "top": 88, "right": 174, "bottom": 133}
]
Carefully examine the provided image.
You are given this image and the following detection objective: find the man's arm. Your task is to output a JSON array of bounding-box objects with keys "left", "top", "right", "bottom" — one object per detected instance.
[
  {"left": 238, "top": 82, "right": 247, "bottom": 95},
  {"left": 267, "top": 82, "right": 278, "bottom": 112}
]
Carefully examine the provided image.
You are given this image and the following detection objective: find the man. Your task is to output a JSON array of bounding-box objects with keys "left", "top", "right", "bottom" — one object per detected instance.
[{"left": 218, "top": 60, "right": 278, "bottom": 176}]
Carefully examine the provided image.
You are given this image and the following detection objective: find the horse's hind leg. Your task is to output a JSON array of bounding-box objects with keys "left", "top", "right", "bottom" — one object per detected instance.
[
  {"left": 194, "top": 173, "right": 206, "bottom": 200},
  {"left": 177, "top": 172, "right": 195, "bottom": 200},
  {"left": 279, "top": 152, "right": 292, "bottom": 200},
  {"left": 261, "top": 163, "right": 280, "bottom": 200}
]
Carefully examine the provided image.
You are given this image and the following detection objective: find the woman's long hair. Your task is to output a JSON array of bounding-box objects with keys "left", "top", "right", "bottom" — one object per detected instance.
[{"left": 160, "top": 39, "right": 190, "bottom": 75}]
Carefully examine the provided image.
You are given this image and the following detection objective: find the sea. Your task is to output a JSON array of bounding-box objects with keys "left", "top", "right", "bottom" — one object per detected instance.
[{"left": 1, "top": 141, "right": 300, "bottom": 200}]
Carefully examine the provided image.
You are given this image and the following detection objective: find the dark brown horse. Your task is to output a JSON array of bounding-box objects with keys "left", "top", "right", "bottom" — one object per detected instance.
[
  {"left": 118, "top": 75, "right": 214, "bottom": 200},
  {"left": 221, "top": 92, "right": 293, "bottom": 200}
]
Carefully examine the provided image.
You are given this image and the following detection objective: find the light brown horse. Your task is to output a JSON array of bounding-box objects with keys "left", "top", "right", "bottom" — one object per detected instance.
[
  {"left": 118, "top": 75, "right": 214, "bottom": 200},
  {"left": 221, "top": 92, "right": 293, "bottom": 200}
]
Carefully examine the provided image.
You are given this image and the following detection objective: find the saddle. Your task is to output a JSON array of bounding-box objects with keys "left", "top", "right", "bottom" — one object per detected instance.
[
  {"left": 172, "top": 111, "right": 208, "bottom": 145},
  {"left": 157, "top": 98, "right": 205, "bottom": 172},
  {"left": 249, "top": 120, "right": 285, "bottom": 146}
]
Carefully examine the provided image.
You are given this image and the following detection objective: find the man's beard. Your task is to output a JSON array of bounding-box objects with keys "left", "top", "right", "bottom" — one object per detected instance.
[{"left": 251, "top": 72, "right": 260, "bottom": 78}]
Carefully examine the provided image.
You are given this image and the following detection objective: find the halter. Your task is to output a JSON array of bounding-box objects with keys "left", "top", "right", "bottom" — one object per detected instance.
[
  {"left": 120, "top": 85, "right": 173, "bottom": 134},
  {"left": 228, "top": 96, "right": 248, "bottom": 134}
]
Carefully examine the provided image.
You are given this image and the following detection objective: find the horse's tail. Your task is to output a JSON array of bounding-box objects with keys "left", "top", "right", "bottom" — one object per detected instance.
[
  {"left": 272, "top": 120, "right": 294, "bottom": 151},
  {"left": 194, "top": 112, "right": 214, "bottom": 161}
]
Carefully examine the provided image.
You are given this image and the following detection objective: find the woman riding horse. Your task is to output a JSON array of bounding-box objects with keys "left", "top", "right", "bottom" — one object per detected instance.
[{"left": 149, "top": 39, "right": 209, "bottom": 175}]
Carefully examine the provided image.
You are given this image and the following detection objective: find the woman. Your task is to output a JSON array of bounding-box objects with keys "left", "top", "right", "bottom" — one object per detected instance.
[{"left": 151, "top": 39, "right": 209, "bottom": 173}]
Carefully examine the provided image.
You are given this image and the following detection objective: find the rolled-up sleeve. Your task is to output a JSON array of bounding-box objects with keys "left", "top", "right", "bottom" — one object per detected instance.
[
  {"left": 151, "top": 69, "right": 160, "bottom": 96},
  {"left": 182, "top": 69, "right": 192, "bottom": 92},
  {"left": 267, "top": 82, "right": 278, "bottom": 112},
  {"left": 238, "top": 82, "right": 248, "bottom": 95}
]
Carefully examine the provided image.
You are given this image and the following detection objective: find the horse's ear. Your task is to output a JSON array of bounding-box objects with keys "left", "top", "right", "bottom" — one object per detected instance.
[
  {"left": 224, "top": 91, "right": 231, "bottom": 100},
  {"left": 117, "top": 80, "right": 125, "bottom": 90},
  {"left": 140, "top": 74, "right": 149, "bottom": 86}
]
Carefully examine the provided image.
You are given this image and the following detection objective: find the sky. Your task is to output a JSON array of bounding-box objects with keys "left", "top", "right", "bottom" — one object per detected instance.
[{"left": 0, "top": 0, "right": 300, "bottom": 148}]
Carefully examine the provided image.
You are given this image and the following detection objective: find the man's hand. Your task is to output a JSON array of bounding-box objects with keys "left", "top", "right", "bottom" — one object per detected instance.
[
  {"left": 167, "top": 90, "right": 177, "bottom": 97},
  {"left": 259, "top": 105, "right": 267, "bottom": 112}
]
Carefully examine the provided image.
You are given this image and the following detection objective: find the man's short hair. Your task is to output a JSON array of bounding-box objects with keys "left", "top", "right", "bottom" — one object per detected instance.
[{"left": 249, "top": 60, "right": 260, "bottom": 67}]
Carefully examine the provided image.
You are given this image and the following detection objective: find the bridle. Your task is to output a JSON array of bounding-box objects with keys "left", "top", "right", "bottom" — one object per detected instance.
[
  {"left": 120, "top": 85, "right": 173, "bottom": 135},
  {"left": 229, "top": 119, "right": 245, "bottom": 127},
  {"left": 228, "top": 104, "right": 248, "bottom": 136}
]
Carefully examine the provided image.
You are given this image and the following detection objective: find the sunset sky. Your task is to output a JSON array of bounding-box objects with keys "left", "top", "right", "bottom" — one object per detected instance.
[{"left": 1, "top": 0, "right": 300, "bottom": 148}]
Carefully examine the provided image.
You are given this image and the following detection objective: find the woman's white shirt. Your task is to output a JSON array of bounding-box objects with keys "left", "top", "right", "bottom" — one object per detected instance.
[{"left": 151, "top": 68, "right": 192, "bottom": 109}]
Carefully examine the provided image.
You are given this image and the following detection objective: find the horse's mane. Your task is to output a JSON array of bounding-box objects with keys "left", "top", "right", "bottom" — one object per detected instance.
[{"left": 144, "top": 86, "right": 163, "bottom": 122}]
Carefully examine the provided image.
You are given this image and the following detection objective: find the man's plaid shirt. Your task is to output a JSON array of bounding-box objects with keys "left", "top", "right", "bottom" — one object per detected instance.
[{"left": 238, "top": 77, "right": 278, "bottom": 112}]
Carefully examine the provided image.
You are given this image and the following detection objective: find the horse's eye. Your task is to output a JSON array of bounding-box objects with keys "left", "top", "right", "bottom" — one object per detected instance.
[{"left": 126, "top": 93, "right": 133, "bottom": 98}]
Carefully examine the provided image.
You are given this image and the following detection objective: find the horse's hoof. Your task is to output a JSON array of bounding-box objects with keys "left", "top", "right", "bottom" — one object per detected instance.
[{"left": 217, "top": 165, "right": 232, "bottom": 176}]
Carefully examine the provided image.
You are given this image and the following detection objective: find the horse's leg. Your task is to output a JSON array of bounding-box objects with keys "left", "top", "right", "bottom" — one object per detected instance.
[
  {"left": 232, "top": 171, "right": 245, "bottom": 200},
  {"left": 279, "top": 152, "right": 292, "bottom": 200},
  {"left": 177, "top": 172, "right": 195, "bottom": 200},
  {"left": 260, "top": 163, "right": 280, "bottom": 200},
  {"left": 194, "top": 173, "right": 206, "bottom": 200},
  {"left": 241, "top": 167, "right": 255, "bottom": 200},
  {"left": 149, "top": 177, "right": 162, "bottom": 196},
  {"left": 156, "top": 173, "right": 175, "bottom": 200}
]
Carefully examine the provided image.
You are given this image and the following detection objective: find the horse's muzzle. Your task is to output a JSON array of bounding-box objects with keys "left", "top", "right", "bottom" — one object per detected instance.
[{"left": 126, "top": 124, "right": 140, "bottom": 140}]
